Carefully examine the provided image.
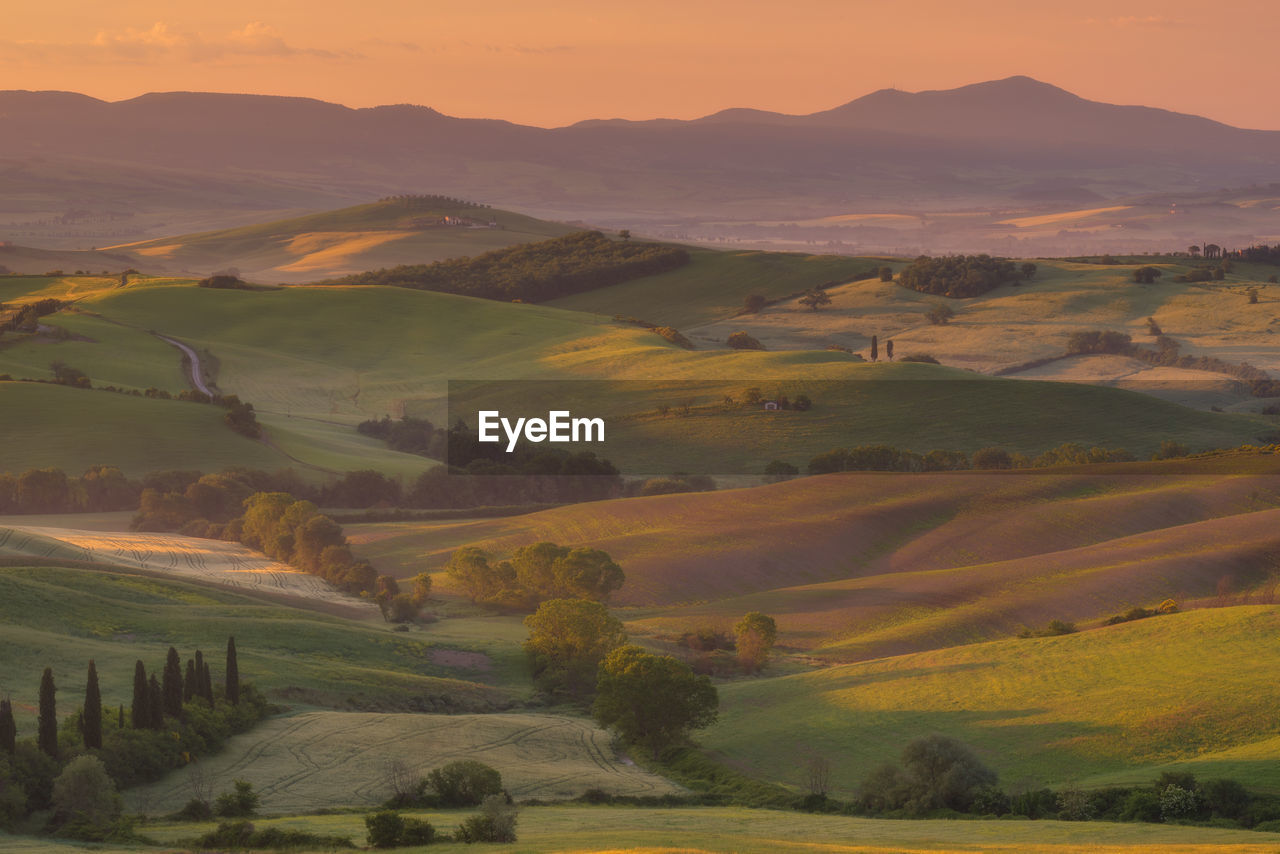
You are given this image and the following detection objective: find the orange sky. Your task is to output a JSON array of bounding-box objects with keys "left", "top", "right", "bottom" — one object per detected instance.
[{"left": 4, "top": 0, "right": 1279, "bottom": 129}]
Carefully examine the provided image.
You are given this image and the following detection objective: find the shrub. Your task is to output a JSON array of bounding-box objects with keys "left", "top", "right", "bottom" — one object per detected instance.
[
  {"left": 971, "top": 447, "right": 1013, "bottom": 470},
  {"left": 400, "top": 817, "right": 436, "bottom": 845},
  {"left": 725, "top": 330, "right": 764, "bottom": 350},
  {"left": 455, "top": 795, "right": 518, "bottom": 843},
  {"left": 51, "top": 755, "right": 122, "bottom": 839},
  {"left": 1160, "top": 784, "right": 1199, "bottom": 821},
  {"left": 924, "top": 303, "right": 955, "bottom": 325},
  {"left": 427, "top": 760, "right": 504, "bottom": 807},
  {"left": 214, "top": 779, "right": 259, "bottom": 817},
  {"left": 742, "top": 293, "right": 767, "bottom": 314},
  {"left": 174, "top": 797, "right": 214, "bottom": 820},
  {"left": 1119, "top": 788, "right": 1162, "bottom": 822},
  {"left": 897, "top": 353, "right": 939, "bottom": 364},
  {"left": 365, "top": 811, "right": 405, "bottom": 848}
]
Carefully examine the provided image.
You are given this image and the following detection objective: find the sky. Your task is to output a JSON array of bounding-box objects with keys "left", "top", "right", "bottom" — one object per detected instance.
[{"left": 3, "top": 0, "right": 1279, "bottom": 129}]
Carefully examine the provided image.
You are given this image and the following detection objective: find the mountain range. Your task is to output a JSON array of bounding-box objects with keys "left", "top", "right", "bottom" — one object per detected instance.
[{"left": 2, "top": 76, "right": 1278, "bottom": 247}]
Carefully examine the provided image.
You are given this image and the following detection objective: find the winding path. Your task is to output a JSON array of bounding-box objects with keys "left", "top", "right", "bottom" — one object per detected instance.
[{"left": 156, "top": 334, "right": 213, "bottom": 395}]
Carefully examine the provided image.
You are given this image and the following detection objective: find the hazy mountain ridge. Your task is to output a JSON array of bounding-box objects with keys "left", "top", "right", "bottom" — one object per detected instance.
[{"left": 2, "top": 76, "right": 1278, "bottom": 248}]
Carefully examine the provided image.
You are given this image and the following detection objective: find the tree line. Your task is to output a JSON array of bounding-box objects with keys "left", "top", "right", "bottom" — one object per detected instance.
[
  {"left": 0, "top": 637, "right": 267, "bottom": 840},
  {"left": 1065, "top": 330, "right": 1280, "bottom": 397},
  {"left": 797, "top": 441, "right": 1139, "bottom": 475},
  {"left": 897, "top": 255, "right": 1026, "bottom": 299},
  {"left": 329, "top": 231, "right": 690, "bottom": 302}
]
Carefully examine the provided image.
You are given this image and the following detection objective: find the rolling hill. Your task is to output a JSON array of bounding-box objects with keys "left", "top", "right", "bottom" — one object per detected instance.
[
  {"left": 104, "top": 197, "right": 579, "bottom": 282},
  {"left": 702, "top": 605, "right": 1280, "bottom": 795}
]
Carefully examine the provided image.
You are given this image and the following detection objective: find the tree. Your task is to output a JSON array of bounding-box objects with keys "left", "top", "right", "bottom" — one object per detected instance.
[
  {"left": 618, "top": 229, "right": 631, "bottom": 241},
  {"left": 1188, "top": 244, "right": 1201, "bottom": 257},
  {"left": 162, "top": 647, "right": 183, "bottom": 718},
  {"left": 38, "top": 668, "right": 57, "bottom": 757},
  {"left": 0, "top": 699, "right": 15, "bottom": 754},
  {"left": 734, "top": 612, "right": 778, "bottom": 674},
  {"left": 523, "top": 598, "right": 626, "bottom": 696},
  {"left": 764, "top": 460, "right": 799, "bottom": 478},
  {"left": 593, "top": 645, "right": 718, "bottom": 758},
  {"left": 455, "top": 795, "right": 518, "bottom": 843},
  {"left": 798, "top": 289, "right": 832, "bottom": 311},
  {"left": 925, "top": 303, "right": 955, "bottom": 325},
  {"left": 194, "top": 649, "right": 208, "bottom": 702},
  {"left": 83, "top": 661, "right": 102, "bottom": 751},
  {"left": 130, "top": 660, "right": 149, "bottom": 729},
  {"left": 183, "top": 660, "right": 197, "bottom": 702},
  {"left": 409, "top": 572, "right": 433, "bottom": 607},
  {"left": 885, "top": 339, "right": 894, "bottom": 361},
  {"left": 51, "top": 755, "right": 121, "bottom": 836},
  {"left": 726, "top": 331, "right": 764, "bottom": 350},
  {"left": 147, "top": 674, "right": 163, "bottom": 730},
  {"left": 742, "top": 293, "right": 768, "bottom": 314},
  {"left": 1132, "top": 266, "right": 1162, "bottom": 284},
  {"left": 972, "top": 447, "right": 1013, "bottom": 470},
  {"left": 878, "top": 266, "right": 893, "bottom": 282},
  {"left": 1020, "top": 262, "right": 1037, "bottom": 281},
  {"left": 870, "top": 335, "right": 878, "bottom": 362},
  {"left": 426, "top": 760, "right": 504, "bottom": 807},
  {"left": 226, "top": 636, "right": 240, "bottom": 706},
  {"left": 899, "top": 734, "right": 997, "bottom": 812},
  {"left": 1248, "top": 288, "right": 1259, "bottom": 304}
]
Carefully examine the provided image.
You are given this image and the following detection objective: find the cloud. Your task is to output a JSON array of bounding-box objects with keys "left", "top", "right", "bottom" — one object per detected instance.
[
  {"left": 1, "top": 22, "right": 357, "bottom": 64},
  {"left": 1085, "top": 15, "right": 1186, "bottom": 28}
]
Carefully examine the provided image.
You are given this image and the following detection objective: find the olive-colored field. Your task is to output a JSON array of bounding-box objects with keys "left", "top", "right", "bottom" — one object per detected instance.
[
  {"left": 0, "top": 566, "right": 516, "bottom": 722},
  {"left": 704, "top": 606, "right": 1280, "bottom": 797},
  {"left": 0, "top": 525, "right": 379, "bottom": 616},
  {"left": 7, "top": 274, "right": 1267, "bottom": 477},
  {"left": 548, "top": 248, "right": 890, "bottom": 328},
  {"left": 687, "top": 257, "right": 1280, "bottom": 379},
  {"left": 350, "top": 469, "right": 1280, "bottom": 630},
  {"left": 105, "top": 199, "right": 578, "bottom": 282},
  {"left": 127, "top": 711, "right": 682, "bottom": 814},
  {"left": 139, "top": 806, "right": 1280, "bottom": 853},
  {"left": 0, "top": 382, "right": 296, "bottom": 477}
]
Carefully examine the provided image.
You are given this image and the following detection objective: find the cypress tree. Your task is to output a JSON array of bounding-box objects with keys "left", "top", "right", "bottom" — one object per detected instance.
[
  {"left": 202, "top": 660, "right": 214, "bottom": 707},
  {"left": 194, "top": 650, "right": 206, "bottom": 700},
  {"left": 162, "top": 646, "right": 183, "bottom": 718},
  {"left": 886, "top": 339, "right": 894, "bottom": 361},
  {"left": 37, "top": 667, "right": 57, "bottom": 757},
  {"left": 147, "top": 673, "right": 164, "bottom": 730},
  {"left": 870, "top": 334, "right": 879, "bottom": 362},
  {"left": 131, "top": 659, "right": 149, "bottom": 729},
  {"left": 183, "top": 659, "right": 197, "bottom": 702},
  {"left": 226, "top": 636, "right": 240, "bottom": 706},
  {"left": 118, "top": 703, "right": 125, "bottom": 730},
  {"left": 83, "top": 659, "right": 102, "bottom": 750},
  {"left": 0, "top": 698, "right": 15, "bottom": 754}
]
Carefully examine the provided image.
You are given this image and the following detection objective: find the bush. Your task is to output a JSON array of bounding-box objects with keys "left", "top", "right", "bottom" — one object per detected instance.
[
  {"left": 214, "top": 779, "right": 259, "bottom": 817},
  {"left": 427, "top": 760, "right": 504, "bottom": 807},
  {"left": 197, "top": 820, "right": 354, "bottom": 850},
  {"left": 1119, "top": 788, "right": 1162, "bottom": 822},
  {"left": 400, "top": 817, "right": 436, "bottom": 845},
  {"left": 51, "top": 755, "right": 122, "bottom": 839},
  {"left": 897, "top": 353, "right": 939, "bottom": 364},
  {"left": 455, "top": 795, "right": 518, "bottom": 843},
  {"left": 971, "top": 447, "right": 1012, "bottom": 470},
  {"left": 365, "top": 810, "right": 405, "bottom": 848},
  {"left": 726, "top": 331, "right": 765, "bottom": 350},
  {"left": 174, "top": 797, "right": 213, "bottom": 820}
]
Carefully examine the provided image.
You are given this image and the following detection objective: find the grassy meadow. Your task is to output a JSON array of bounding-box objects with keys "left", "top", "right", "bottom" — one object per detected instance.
[
  {"left": 0, "top": 565, "right": 520, "bottom": 723},
  {"left": 702, "top": 606, "right": 1280, "bottom": 797},
  {"left": 132, "top": 806, "right": 1280, "bottom": 853},
  {"left": 127, "top": 711, "right": 682, "bottom": 813}
]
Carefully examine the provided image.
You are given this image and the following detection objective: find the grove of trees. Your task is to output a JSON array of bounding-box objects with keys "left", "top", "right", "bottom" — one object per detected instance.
[
  {"left": 332, "top": 231, "right": 690, "bottom": 302},
  {"left": 898, "top": 254, "right": 1019, "bottom": 298}
]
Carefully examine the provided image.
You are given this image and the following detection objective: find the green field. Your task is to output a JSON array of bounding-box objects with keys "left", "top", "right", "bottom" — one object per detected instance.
[
  {"left": 548, "top": 247, "right": 891, "bottom": 328},
  {"left": 702, "top": 606, "right": 1280, "bottom": 797},
  {"left": 0, "top": 565, "right": 519, "bottom": 722},
  {"left": 139, "top": 806, "right": 1280, "bottom": 853},
  {"left": 0, "top": 382, "right": 296, "bottom": 477},
  {"left": 106, "top": 198, "right": 578, "bottom": 282},
  {"left": 2, "top": 272, "right": 1272, "bottom": 479}
]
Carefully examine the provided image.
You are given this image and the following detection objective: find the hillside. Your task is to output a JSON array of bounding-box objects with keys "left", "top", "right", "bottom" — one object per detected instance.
[
  {"left": 0, "top": 565, "right": 514, "bottom": 717},
  {"left": 349, "top": 467, "right": 1280, "bottom": 618},
  {"left": 702, "top": 606, "right": 1280, "bottom": 795},
  {"left": 104, "top": 197, "right": 578, "bottom": 282},
  {"left": 683, "top": 256, "right": 1280, "bottom": 388}
]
